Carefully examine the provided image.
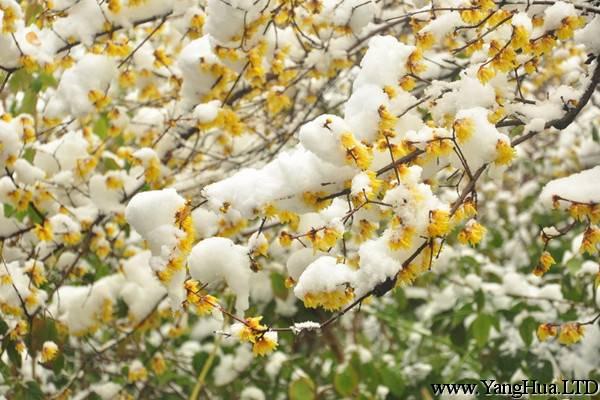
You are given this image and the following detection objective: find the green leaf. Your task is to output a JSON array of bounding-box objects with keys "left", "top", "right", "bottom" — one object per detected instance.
[
  {"left": 27, "top": 317, "right": 58, "bottom": 355},
  {"left": 192, "top": 351, "right": 217, "bottom": 377},
  {"left": 93, "top": 113, "right": 109, "bottom": 139},
  {"left": 450, "top": 322, "right": 468, "bottom": 347},
  {"left": 565, "top": 258, "right": 582, "bottom": 274},
  {"left": 474, "top": 290, "right": 485, "bottom": 312},
  {"left": 592, "top": 125, "right": 599, "bottom": 143},
  {"left": 289, "top": 377, "right": 316, "bottom": 400},
  {"left": 25, "top": 381, "right": 44, "bottom": 400},
  {"left": 380, "top": 368, "right": 405, "bottom": 396},
  {"left": 470, "top": 313, "right": 494, "bottom": 347},
  {"left": 18, "top": 89, "right": 37, "bottom": 115},
  {"left": 0, "top": 318, "right": 8, "bottom": 335},
  {"left": 518, "top": 316, "right": 538, "bottom": 347},
  {"left": 24, "top": 3, "right": 44, "bottom": 26},
  {"left": 192, "top": 352, "right": 208, "bottom": 374},
  {"left": 4, "top": 339, "right": 22, "bottom": 368},
  {"left": 9, "top": 69, "right": 33, "bottom": 92},
  {"left": 270, "top": 272, "right": 288, "bottom": 299},
  {"left": 334, "top": 365, "right": 359, "bottom": 396},
  {"left": 527, "top": 358, "right": 553, "bottom": 382},
  {"left": 50, "top": 352, "right": 65, "bottom": 374},
  {"left": 14, "top": 381, "right": 44, "bottom": 400}
]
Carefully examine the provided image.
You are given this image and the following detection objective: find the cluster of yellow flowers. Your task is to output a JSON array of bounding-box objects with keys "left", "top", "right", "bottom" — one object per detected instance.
[
  {"left": 302, "top": 287, "right": 354, "bottom": 311},
  {"left": 537, "top": 322, "right": 585, "bottom": 345},
  {"left": 340, "top": 132, "right": 373, "bottom": 170},
  {"left": 533, "top": 251, "right": 556, "bottom": 277},
  {"left": 156, "top": 203, "right": 195, "bottom": 284},
  {"left": 581, "top": 226, "right": 600, "bottom": 255},
  {"left": 184, "top": 279, "right": 218, "bottom": 316},
  {"left": 233, "top": 317, "right": 278, "bottom": 357},
  {"left": 457, "top": 220, "right": 487, "bottom": 246}
]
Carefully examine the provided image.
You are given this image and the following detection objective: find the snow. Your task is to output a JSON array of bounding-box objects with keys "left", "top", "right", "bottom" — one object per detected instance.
[
  {"left": 0, "top": 120, "right": 20, "bottom": 170},
  {"left": 51, "top": 275, "right": 124, "bottom": 334},
  {"left": 293, "top": 256, "right": 355, "bottom": 300},
  {"left": 13, "top": 159, "right": 45, "bottom": 185},
  {"left": 353, "top": 35, "right": 415, "bottom": 90},
  {"left": 291, "top": 321, "right": 321, "bottom": 334},
  {"left": 0, "top": 260, "right": 47, "bottom": 314},
  {"left": 542, "top": 1, "right": 577, "bottom": 32},
  {"left": 46, "top": 54, "right": 117, "bottom": 118},
  {"left": 193, "top": 100, "right": 221, "bottom": 123},
  {"left": 177, "top": 34, "right": 223, "bottom": 108},
  {"left": 120, "top": 251, "right": 167, "bottom": 321},
  {"left": 298, "top": 114, "right": 354, "bottom": 166},
  {"left": 286, "top": 248, "right": 326, "bottom": 282},
  {"left": 125, "top": 189, "right": 188, "bottom": 307},
  {"left": 421, "top": 12, "right": 462, "bottom": 39},
  {"left": 34, "top": 131, "right": 88, "bottom": 176},
  {"left": 125, "top": 189, "right": 185, "bottom": 245},
  {"left": 188, "top": 237, "right": 251, "bottom": 314},
  {"left": 451, "top": 106, "right": 509, "bottom": 171},
  {"left": 575, "top": 16, "right": 600, "bottom": 54},
  {"left": 203, "top": 146, "right": 355, "bottom": 218},
  {"left": 540, "top": 166, "right": 600, "bottom": 208}
]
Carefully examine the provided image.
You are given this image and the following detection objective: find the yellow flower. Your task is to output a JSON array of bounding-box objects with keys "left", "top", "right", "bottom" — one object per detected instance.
[
  {"left": 416, "top": 31, "right": 435, "bottom": 50},
  {"left": 533, "top": 251, "right": 555, "bottom": 276},
  {"left": 487, "top": 107, "right": 505, "bottom": 124},
  {"left": 457, "top": 220, "right": 486, "bottom": 246},
  {"left": 539, "top": 251, "right": 555, "bottom": 269},
  {"left": 195, "top": 294, "right": 217, "bottom": 316},
  {"left": 340, "top": 132, "right": 372, "bottom": 170},
  {"left": 428, "top": 210, "right": 450, "bottom": 237},
  {"left": 407, "top": 48, "right": 426, "bottom": 74},
  {"left": 27, "top": 262, "right": 46, "bottom": 286},
  {"left": 356, "top": 219, "right": 376, "bottom": 243},
  {"left": 478, "top": 0, "right": 495, "bottom": 11},
  {"left": 266, "top": 91, "right": 292, "bottom": 115},
  {"left": 477, "top": 65, "right": 495, "bottom": 84},
  {"left": 153, "top": 48, "right": 173, "bottom": 67},
  {"left": 108, "top": 0, "right": 121, "bottom": 13},
  {"left": 235, "top": 316, "right": 269, "bottom": 344},
  {"left": 41, "top": 341, "right": 59, "bottom": 363},
  {"left": 399, "top": 76, "right": 416, "bottom": 91},
  {"left": 105, "top": 175, "right": 124, "bottom": 190},
  {"left": 524, "top": 59, "right": 537, "bottom": 74},
  {"left": 494, "top": 140, "right": 516, "bottom": 165},
  {"left": 558, "top": 323, "right": 585, "bottom": 345},
  {"left": 556, "top": 16, "right": 584, "bottom": 40},
  {"left": 9, "top": 320, "right": 28, "bottom": 340},
  {"left": 151, "top": 353, "right": 167, "bottom": 375},
  {"left": 426, "top": 137, "right": 453, "bottom": 156},
  {"left": 388, "top": 226, "right": 415, "bottom": 250},
  {"left": 119, "top": 70, "right": 137, "bottom": 87},
  {"left": 128, "top": 363, "right": 148, "bottom": 382},
  {"left": 279, "top": 231, "right": 293, "bottom": 247},
  {"left": 512, "top": 25, "right": 530, "bottom": 50},
  {"left": 34, "top": 221, "right": 54, "bottom": 242},
  {"left": 302, "top": 288, "right": 354, "bottom": 311},
  {"left": 569, "top": 203, "right": 589, "bottom": 221},
  {"left": 453, "top": 118, "right": 474, "bottom": 143},
  {"left": 383, "top": 85, "right": 397, "bottom": 99},
  {"left": 302, "top": 191, "right": 330, "bottom": 211},
  {"left": 88, "top": 89, "right": 111, "bottom": 109},
  {"left": 536, "top": 323, "right": 558, "bottom": 342},
  {"left": 580, "top": 226, "right": 600, "bottom": 255},
  {"left": 252, "top": 331, "right": 278, "bottom": 356},
  {"left": 63, "top": 231, "right": 82, "bottom": 245}
]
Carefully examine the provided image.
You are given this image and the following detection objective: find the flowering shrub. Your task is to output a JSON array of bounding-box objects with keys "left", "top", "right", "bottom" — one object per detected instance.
[{"left": 0, "top": 0, "right": 600, "bottom": 398}]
